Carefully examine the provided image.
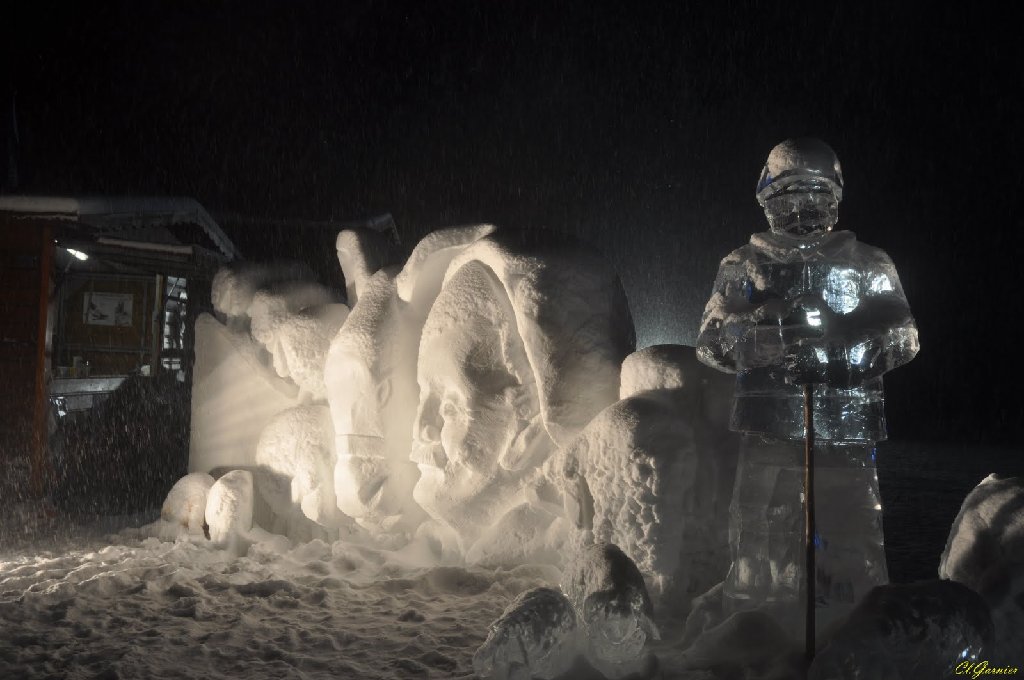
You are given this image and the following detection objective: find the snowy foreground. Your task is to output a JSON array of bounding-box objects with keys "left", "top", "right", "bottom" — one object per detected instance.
[
  {"left": 0, "top": 515, "right": 730, "bottom": 680},
  {"left": 2, "top": 458, "right": 1023, "bottom": 680},
  {"left": 0, "top": 507, "right": 818, "bottom": 680},
  {"left": 1, "top": 518, "right": 568, "bottom": 680}
]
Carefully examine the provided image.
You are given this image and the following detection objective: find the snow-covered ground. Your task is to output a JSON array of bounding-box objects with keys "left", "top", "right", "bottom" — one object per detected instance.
[
  {"left": 1, "top": 440, "right": 1020, "bottom": 679},
  {"left": 0, "top": 519, "right": 564, "bottom": 679}
]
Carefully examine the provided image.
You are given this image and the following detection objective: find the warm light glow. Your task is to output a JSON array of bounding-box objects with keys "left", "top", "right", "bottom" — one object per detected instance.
[{"left": 66, "top": 248, "right": 89, "bottom": 261}]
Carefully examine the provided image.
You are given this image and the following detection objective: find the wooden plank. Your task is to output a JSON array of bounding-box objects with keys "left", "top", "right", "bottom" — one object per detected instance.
[{"left": 32, "top": 223, "right": 54, "bottom": 495}]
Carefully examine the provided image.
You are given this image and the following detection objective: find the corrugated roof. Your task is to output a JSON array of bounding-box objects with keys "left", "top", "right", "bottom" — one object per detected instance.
[{"left": 0, "top": 195, "right": 240, "bottom": 261}]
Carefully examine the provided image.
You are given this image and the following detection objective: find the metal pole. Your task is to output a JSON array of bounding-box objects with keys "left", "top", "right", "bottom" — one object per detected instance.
[{"left": 803, "top": 382, "right": 816, "bottom": 661}]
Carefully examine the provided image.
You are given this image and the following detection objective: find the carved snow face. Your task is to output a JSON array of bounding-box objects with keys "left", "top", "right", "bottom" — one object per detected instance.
[{"left": 411, "top": 262, "right": 530, "bottom": 543}]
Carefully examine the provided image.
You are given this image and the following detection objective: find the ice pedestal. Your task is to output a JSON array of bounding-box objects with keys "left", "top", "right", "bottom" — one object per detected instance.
[
  {"left": 562, "top": 543, "right": 659, "bottom": 678},
  {"left": 724, "top": 435, "right": 887, "bottom": 636},
  {"left": 472, "top": 587, "right": 579, "bottom": 680}
]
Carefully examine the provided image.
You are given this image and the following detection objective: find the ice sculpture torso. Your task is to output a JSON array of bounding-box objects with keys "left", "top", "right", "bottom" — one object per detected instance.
[{"left": 697, "top": 230, "right": 919, "bottom": 441}]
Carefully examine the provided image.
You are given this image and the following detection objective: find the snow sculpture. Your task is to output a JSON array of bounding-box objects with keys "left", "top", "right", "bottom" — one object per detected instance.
[
  {"left": 335, "top": 228, "right": 395, "bottom": 306},
  {"left": 205, "top": 469, "right": 255, "bottom": 556},
  {"left": 940, "top": 474, "right": 1024, "bottom": 663},
  {"left": 247, "top": 286, "right": 348, "bottom": 402},
  {"left": 192, "top": 260, "right": 348, "bottom": 473},
  {"left": 410, "top": 231, "right": 634, "bottom": 564},
  {"left": 211, "top": 261, "right": 322, "bottom": 325},
  {"left": 254, "top": 405, "right": 343, "bottom": 539},
  {"left": 189, "top": 313, "right": 305, "bottom": 472},
  {"left": 560, "top": 345, "right": 736, "bottom": 607},
  {"left": 562, "top": 542, "right": 659, "bottom": 678},
  {"left": 696, "top": 138, "right": 919, "bottom": 633},
  {"left": 160, "top": 472, "right": 214, "bottom": 535},
  {"left": 808, "top": 580, "right": 993, "bottom": 679},
  {"left": 472, "top": 587, "right": 580, "bottom": 680},
  {"left": 326, "top": 225, "right": 495, "bottom": 536}
]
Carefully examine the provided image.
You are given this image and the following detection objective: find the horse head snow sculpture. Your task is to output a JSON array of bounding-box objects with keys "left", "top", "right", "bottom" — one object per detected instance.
[{"left": 326, "top": 225, "right": 497, "bottom": 535}]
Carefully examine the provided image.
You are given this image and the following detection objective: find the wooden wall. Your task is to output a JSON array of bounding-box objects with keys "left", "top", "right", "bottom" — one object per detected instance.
[{"left": 0, "top": 215, "right": 53, "bottom": 495}]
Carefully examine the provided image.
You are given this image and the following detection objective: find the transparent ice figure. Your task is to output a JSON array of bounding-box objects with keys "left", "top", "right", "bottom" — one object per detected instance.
[
  {"left": 473, "top": 587, "right": 579, "bottom": 680},
  {"left": 562, "top": 543, "right": 660, "bottom": 672},
  {"left": 696, "top": 138, "right": 919, "bottom": 635}
]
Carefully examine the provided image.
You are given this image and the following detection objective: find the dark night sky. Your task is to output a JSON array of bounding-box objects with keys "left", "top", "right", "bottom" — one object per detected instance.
[{"left": 3, "top": 1, "right": 1022, "bottom": 446}]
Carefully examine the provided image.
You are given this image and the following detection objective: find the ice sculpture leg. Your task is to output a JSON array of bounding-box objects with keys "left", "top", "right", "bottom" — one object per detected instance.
[{"left": 724, "top": 435, "right": 886, "bottom": 635}]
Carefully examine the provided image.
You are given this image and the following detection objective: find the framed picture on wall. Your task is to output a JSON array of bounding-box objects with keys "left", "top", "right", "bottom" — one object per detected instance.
[{"left": 83, "top": 292, "right": 133, "bottom": 327}]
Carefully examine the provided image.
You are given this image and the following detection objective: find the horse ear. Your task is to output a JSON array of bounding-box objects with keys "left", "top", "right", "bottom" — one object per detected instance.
[{"left": 498, "top": 416, "right": 552, "bottom": 472}]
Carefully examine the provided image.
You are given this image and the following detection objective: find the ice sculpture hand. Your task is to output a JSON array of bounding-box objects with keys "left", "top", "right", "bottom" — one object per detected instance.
[
  {"left": 783, "top": 343, "right": 825, "bottom": 386},
  {"left": 783, "top": 341, "right": 872, "bottom": 389},
  {"left": 781, "top": 294, "right": 831, "bottom": 336},
  {"left": 754, "top": 296, "right": 790, "bottom": 325}
]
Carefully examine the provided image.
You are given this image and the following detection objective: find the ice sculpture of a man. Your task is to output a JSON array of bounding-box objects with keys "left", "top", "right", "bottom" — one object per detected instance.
[
  {"left": 411, "top": 232, "right": 634, "bottom": 565},
  {"left": 696, "top": 138, "right": 919, "bottom": 633}
]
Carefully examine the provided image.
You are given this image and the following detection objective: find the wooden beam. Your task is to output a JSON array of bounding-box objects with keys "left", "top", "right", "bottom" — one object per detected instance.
[
  {"left": 151, "top": 274, "right": 165, "bottom": 375},
  {"left": 31, "top": 223, "right": 54, "bottom": 496}
]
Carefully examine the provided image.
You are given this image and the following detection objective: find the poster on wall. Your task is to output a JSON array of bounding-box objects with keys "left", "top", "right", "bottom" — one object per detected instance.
[{"left": 83, "top": 292, "right": 133, "bottom": 327}]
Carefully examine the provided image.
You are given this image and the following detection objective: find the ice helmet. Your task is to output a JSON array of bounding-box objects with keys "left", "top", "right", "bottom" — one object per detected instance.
[{"left": 755, "top": 137, "right": 844, "bottom": 207}]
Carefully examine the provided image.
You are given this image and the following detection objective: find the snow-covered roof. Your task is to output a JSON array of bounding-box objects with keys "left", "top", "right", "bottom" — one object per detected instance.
[{"left": 0, "top": 195, "right": 241, "bottom": 261}]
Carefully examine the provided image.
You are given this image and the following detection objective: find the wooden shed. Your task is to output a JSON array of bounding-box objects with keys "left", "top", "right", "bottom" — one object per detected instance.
[{"left": 0, "top": 196, "right": 239, "bottom": 497}]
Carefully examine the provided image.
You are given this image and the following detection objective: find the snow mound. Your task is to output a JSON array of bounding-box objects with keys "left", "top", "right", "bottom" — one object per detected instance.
[
  {"left": 160, "top": 473, "right": 215, "bottom": 535},
  {"left": 940, "top": 474, "right": 1024, "bottom": 586},
  {"left": 619, "top": 344, "right": 691, "bottom": 398},
  {"left": 255, "top": 406, "right": 340, "bottom": 532},
  {"left": 940, "top": 474, "right": 1024, "bottom": 663},
  {"left": 809, "top": 580, "right": 993, "bottom": 679},
  {"left": 206, "top": 470, "right": 255, "bottom": 556},
  {"left": 561, "top": 346, "right": 734, "bottom": 606}
]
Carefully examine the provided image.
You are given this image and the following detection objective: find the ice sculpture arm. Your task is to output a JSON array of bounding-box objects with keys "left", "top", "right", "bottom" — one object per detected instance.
[
  {"left": 785, "top": 252, "right": 919, "bottom": 387},
  {"left": 696, "top": 255, "right": 790, "bottom": 373}
]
